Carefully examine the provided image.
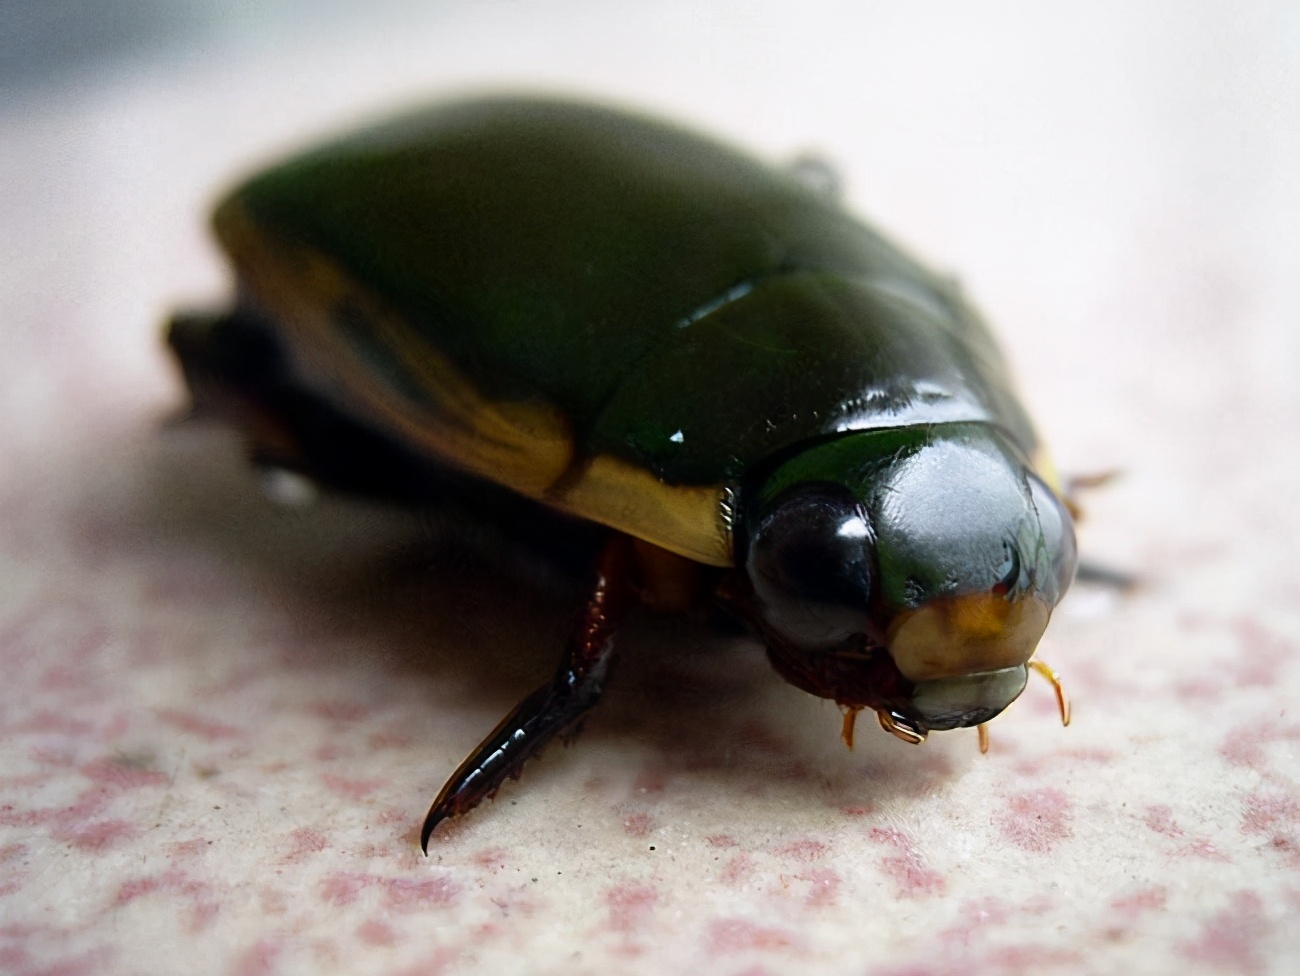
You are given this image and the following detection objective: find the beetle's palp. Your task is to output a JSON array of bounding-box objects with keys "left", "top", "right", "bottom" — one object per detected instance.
[
  {"left": 841, "top": 706, "right": 861, "bottom": 749},
  {"left": 973, "top": 663, "right": 1066, "bottom": 755},
  {"left": 876, "top": 709, "right": 926, "bottom": 745},
  {"left": 1028, "top": 659, "right": 1071, "bottom": 727}
]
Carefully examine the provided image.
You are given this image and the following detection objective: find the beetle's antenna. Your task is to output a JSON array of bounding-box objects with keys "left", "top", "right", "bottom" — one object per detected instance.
[
  {"left": 1028, "top": 660, "right": 1071, "bottom": 727},
  {"left": 876, "top": 710, "right": 926, "bottom": 745},
  {"left": 841, "top": 707, "right": 861, "bottom": 749},
  {"left": 977, "top": 723, "right": 990, "bottom": 754}
]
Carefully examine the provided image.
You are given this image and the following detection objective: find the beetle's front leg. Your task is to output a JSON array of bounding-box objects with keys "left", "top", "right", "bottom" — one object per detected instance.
[{"left": 420, "top": 535, "right": 634, "bottom": 850}]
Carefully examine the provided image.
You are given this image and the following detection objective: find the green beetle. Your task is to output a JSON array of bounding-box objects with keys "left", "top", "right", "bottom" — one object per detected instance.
[{"left": 166, "top": 97, "right": 1075, "bottom": 850}]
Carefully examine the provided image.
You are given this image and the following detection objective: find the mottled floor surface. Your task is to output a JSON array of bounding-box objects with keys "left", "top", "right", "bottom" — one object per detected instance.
[{"left": 2, "top": 4, "right": 1298, "bottom": 975}]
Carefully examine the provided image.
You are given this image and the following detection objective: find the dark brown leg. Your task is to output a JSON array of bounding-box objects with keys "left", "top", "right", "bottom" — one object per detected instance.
[
  {"left": 420, "top": 536, "right": 634, "bottom": 851},
  {"left": 1074, "top": 560, "right": 1139, "bottom": 591}
]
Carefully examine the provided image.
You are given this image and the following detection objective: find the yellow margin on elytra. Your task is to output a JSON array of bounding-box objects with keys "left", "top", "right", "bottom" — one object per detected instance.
[
  {"left": 215, "top": 201, "right": 735, "bottom": 567},
  {"left": 553, "top": 456, "right": 733, "bottom": 566}
]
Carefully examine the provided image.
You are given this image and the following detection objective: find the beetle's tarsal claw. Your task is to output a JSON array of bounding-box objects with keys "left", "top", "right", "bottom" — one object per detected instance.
[
  {"left": 841, "top": 707, "right": 861, "bottom": 750},
  {"left": 1028, "top": 659, "right": 1071, "bottom": 727},
  {"left": 419, "top": 677, "right": 595, "bottom": 853},
  {"left": 977, "top": 723, "right": 990, "bottom": 754},
  {"left": 420, "top": 810, "right": 448, "bottom": 852},
  {"left": 876, "top": 709, "right": 926, "bottom": 745}
]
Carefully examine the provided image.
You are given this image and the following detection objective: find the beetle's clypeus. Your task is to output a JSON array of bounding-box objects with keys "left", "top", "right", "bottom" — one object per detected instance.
[{"left": 165, "top": 97, "right": 1076, "bottom": 851}]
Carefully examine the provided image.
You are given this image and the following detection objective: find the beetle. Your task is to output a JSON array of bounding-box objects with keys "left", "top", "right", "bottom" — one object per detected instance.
[{"left": 165, "top": 96, "right": 1076, "bottom": 851}]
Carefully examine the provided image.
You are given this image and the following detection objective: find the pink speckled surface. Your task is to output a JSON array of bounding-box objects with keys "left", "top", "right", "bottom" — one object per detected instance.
[{"left": 2, "top": 3, "right": 1299, "bottom": 975}]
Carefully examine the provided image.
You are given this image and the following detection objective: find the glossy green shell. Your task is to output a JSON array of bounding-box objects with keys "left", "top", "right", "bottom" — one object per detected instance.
[{"left": 214, "top": 97, "right": 1043, "bottom": 566}]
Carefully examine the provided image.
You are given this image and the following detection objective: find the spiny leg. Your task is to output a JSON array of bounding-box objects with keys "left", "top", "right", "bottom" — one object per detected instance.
[{"left": 421, "top": 535, "right": 634, "bottom": 851}]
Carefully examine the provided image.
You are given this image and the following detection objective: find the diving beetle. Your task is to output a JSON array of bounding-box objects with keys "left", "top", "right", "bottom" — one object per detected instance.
[{"left": 165, "top": 97, "right": 1076, "bottom": 851}]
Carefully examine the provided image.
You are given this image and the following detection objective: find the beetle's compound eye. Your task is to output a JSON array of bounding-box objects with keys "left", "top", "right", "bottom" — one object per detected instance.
[{"left": 747, "top": 487, "right": 876, "bottom": 649}]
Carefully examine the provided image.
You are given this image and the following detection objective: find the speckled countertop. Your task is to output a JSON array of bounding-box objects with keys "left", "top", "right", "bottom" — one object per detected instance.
[{"left": 2, "top": 3, "right": 1298, "bottom": 975}]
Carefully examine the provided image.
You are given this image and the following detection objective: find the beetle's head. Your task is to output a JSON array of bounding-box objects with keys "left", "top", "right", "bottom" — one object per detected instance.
[{"left": 739, "top": 424, "right": 1075, "bottom": 741}]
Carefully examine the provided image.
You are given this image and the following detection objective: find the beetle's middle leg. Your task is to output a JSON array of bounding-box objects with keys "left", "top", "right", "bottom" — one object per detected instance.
[
  {"left": 1061, "top": 469, "right": 1140, "bottom": 591},
  {"left": 421, "top": 535, "right": 634, "bottom": 850}
]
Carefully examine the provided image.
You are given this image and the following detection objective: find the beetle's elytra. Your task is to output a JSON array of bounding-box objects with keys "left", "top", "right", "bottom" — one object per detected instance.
[{"left": 166, "top": 97, "right": 1076, "bottom": 850}]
